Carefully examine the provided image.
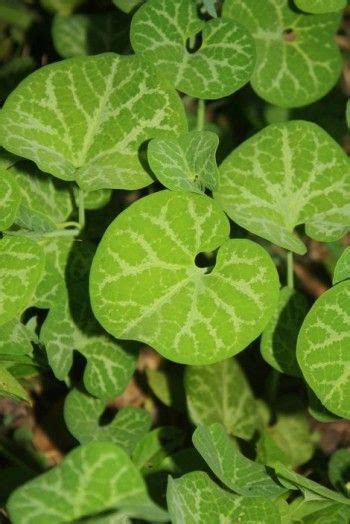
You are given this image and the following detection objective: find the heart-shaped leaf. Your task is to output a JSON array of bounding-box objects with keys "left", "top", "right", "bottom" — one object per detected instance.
[
  {"left": 223, "top": 0, "right": 342, "bottom": 107},
  {"left": 52, "top": 12, "right": 130, "bottom": 58},
  {"left": 130, "top": 0, "right": 255, "bottom": 99},
  {"left": 167, "top": 471, "right": 282, "bottom": 524},
  {"left": 261, "top": 287, "right": 309, "bottom": 376},
  {"left": 333, "top": 247, "right": 350, "bottom": 284},
  {"left": 64, "top": 387, "right": 151, "bottom": 454},
  {"left": 90, "top": 191, "right": 279, "bottom": 365},
  {"left": 185, "top": 358, "right": 257, "bottom": 439},
  {"left": 214, "top": 121, "right": 350, "bottom": 254},
  {"left": 0, "top": 236, "right": 44, "bottom": 326},
  {"left": 0, "top": 54, "right": 187, "bottom": 191},
  {"left": 7, "top": 441, "right": 168, "bottom": 523},
  {"left": 148, "top": 131, "right": 219, "bottom": 194},
  {"left": 295, "top": 0, "right": 346, "bottom": 14},
  {"left": 0, "top": 169, "right": 21, "bottom": 231},
  {"left": 297, "top": 280, "right": 350, "bottom": 419}
]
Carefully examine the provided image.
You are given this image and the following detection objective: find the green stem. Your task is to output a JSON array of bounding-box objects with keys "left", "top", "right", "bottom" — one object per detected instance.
[
  {"left": 287, "top": 251, "right": 294, "bottom": 289},
  {"left": 197, "top": 99, "right": 205, "bottom": 131},
  {"left": 78, "top": 188, "right": 85, "bottom": 229}
]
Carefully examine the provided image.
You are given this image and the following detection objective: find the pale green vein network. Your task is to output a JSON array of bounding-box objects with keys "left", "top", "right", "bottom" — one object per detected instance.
[
  {"left": 223, "top": 0, "right": 342, "bottom": 107},
  {"left": 0, "top": 53, "right": 187, "bottom": 191},
  {"left": 214, "top": 121, "right": 350, "bottom": 254},
  {"left": 297, "top": 281, "right": 350, "bottom": 418},
  {"left": 90, "top": 191, "right": 279, "bottom": 365},
  {"left": 0, "top": 168, "right": 21, "bottom": 231}
]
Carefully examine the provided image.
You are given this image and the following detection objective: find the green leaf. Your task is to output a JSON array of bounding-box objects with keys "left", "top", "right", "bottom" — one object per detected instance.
[
  {"left": 288, "top": 497, "right": 350, "bottom": 524},
  {"left": 223, "top": 0, "right": 342, "bottom": 107},
  {"left": 0, "top": 57, "right": 35, "bottom": 103},
  {"left": 40, "top": 0, "right": 85, "bottom": 15},
  {"left": 328, "top": 449, "right": 350, "bottom": 495},
  {"left": 260, "top": 287, "right": 309, "bottom": 376},
  {"left": 185, "top": 358, "right": 257, "bottom": 439},
  {"left": 90, "top": 190, "right": 279, "bottom": 365},
  {"left": 148, "top": 131, "right": 219, "bottom": 194},
  {"left": 52, "top": 12, "right": 130, "bottom": 58},
  {"left": 295, "top": 0, "right": 346, "bottom": 14},
  {"left": 83, "top": 189, "right": 112, "bottom": 210},
  {"left": 0, "top": 318, "right": 33, "bottom": 357},
  {"left": 193, "top": 423, "right": 287, "bottom": 497},
  {"left": 256, "top": 432, "right": 291, "bottom": 468},
  {"left": 0, "top": 168, "right": 21, "bottom": 231},
  {"left": 132, "top": 427, "right": 185, "bottom": 472},
  {"left": 0, "top": 363, "right": 30, "bottom": 402},
  {"left": 167, "top": 471, "right": 282, "bottom": 524},
  {"left": 8, "top": 161, "right": 73, "bottom": 232},
  {"left": 297, "top": 281, "right": 350, "bottom": 419},
  {"left": 0, "top": 54, "right": 187, "bottom": 191},
  {"left": 214, "top": 121, "right": 350, "bottom": 254},
  {"left": 0, "top": 236, "right": 44, "bottom": 326},
  {"left": 333, "top": 247, "right": 350, "bottom": 284},
  {"left": 202, "top": 0, "right": 218, "bottom": 18},
  {"left": 64, "top": 387, "right": 151, "bottom": 454},
  {"left": 113, "top": 0, "right": 142, "bottom": 13},
  {"left": 0, "top": 0, "right": 37, "bottom": 30},
  {"left": 307, "top": 387, "right": 341, "bottom": 422},
  {"left": 146, "top": 367, "right": 186, "bottom": 411},
  {"left": 7, "top": 441, "right": 168, "bottom": 523},
  {"left": 130, "top": 0, "right": 255, "bottom": 99}
]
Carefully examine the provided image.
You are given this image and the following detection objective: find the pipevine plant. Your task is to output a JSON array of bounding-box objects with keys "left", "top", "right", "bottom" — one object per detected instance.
[{"left": 1, "top": 0, "right": 350, "bottom": 522}]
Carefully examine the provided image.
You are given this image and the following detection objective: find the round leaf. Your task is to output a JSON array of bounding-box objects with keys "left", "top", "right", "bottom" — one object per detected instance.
[
  {"left": 131, "top": 0, "right": 255, "bottom": 99},
  {"left": 295, "top": 0, "right": 346, "bottom": 14},
  {"left": 297, "top": 281, "right": 350, "bottom": 418},
  {"left": 0, "top": 53, "right": 187, "bottom": 191},
  {"left": 223, "top": 0, "right": 342, "bottom": 107},
  {"left": 214, "top": 121, "right": 350, "bottom": 254},
  {"left": 0, "top": 236, "right": 44, "bottom": 326},
  {"left": 333, "top": 246, "right": 350, "bottom": 285},
  {"left": 90, "top": 191, "right": 279, "bottom": 365},
  {"left": 148, "top": 131, "right": 219, "bottom": 194}
]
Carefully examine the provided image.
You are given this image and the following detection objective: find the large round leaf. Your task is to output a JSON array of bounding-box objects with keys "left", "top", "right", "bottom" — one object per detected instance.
[
  {"left": 90, "top": 191, "right": 279, "bottom": 365},
  {"left": 214, "top": 121, "right": 350, "bottom": 254},
  {"left": 295, "top": 0, "right": 346, "bottom": 14},
  {"left": 0, "top": 53, "right": 187, "bottom": 191},
  {"left": 297, "top": 281, "right": 350, "bottom": 418},
  {"left": 131, "top": 0, "right": 255, "bottom": 99},
  {"left": 223, "top": 0, "right": 342, "bottom": 107}
]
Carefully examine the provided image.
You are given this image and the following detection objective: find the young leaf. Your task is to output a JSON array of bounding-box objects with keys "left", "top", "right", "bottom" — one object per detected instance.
[
  {"left": 146, "top": 367, "right": 186, "bottom": 411},
  {"left": 132, "top": 427, "right": 185, "bottom": 472},
  {"left": 295, "top": 0, "right": 346, "bottom": 14},
  {"left": 185, "top": 358, "right": 257, "bottom": 439},
  {"left": 130, "top": 0, "right": 255, "bottom": 99},
  {"left": 40, "top": 0, "right": 84, "bottom": 15},
  {"left": 223, "top": 0, "right": 342, "bottom": 107},
  {"left": 148, "top": 131, "right": 219, "bottom": 194},
  {"left": 7, "top": 441, "right": 168, "bottom": 523},
  {"left": 214, "top": 121, "right": 350, "bottom": 254},
  {"left": 0, "top": 54, "right": 187, "bottom": 191},
  {"left": 167, "top": 471, "right": 282, "bottom": 524},
  {"left": 52, "top": 12, "right": 130, "bottom": 58},
  {"left": 64, "top": 387, "right": 151, "bottom": 454},
  {"left": 193, "top": 423, "right": 287, "bottom": 497},
  {"left": 260, "top": 287, "right": 309, "bottom": 377},
  {"left": 83, "top": 188, "right": 112, "bottom": 210},
  {"left": 0, "top": 236, "right": 44, "bottom": 326},
  {"left": 0, "top": 363, "right": 30, "bottom": 402},
  {"left": 0, "top": 169, "right": 21, "bottom": 231},
  {"left": 297, "top": 281, "right": 350, "bottom": 419},
  {"left": 90, "top": 190, "right": 279, "bottom": 365},
  {"left": 333, "top": 246, "right": 350, "bottom": 284},
  {"left": 113, "top": 0, "right": 142, "bottom": 13},
  {"left": 0, "top": 318, "right": 33, "bottom": 357}
]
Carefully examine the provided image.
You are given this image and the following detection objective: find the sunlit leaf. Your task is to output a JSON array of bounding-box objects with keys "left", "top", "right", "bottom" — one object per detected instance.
[
  {"left": 0, "top": 169, "right": 21, "bottom": 231},
  {"left": 295, "top": 0, "right": 346, "bottom": 14},
  {"left": 333, "top": 246, "right": 350, "bottom": 284}
]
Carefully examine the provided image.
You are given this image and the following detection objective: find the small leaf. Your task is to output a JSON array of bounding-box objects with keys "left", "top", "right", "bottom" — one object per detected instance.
[
  {"left": 215, "top": 121, "right": 350, "bottom": 254},
  {"left": 131, "top": 0, "right": 255, "bottom": 99},
  {"left": 40, "top": 0, "right": 84, "bottom": 15},
  {"left": 193, "top": 423, "right": 287, "bottom": 497},
  {"left": 112, "top": 0, "right": 142, "bottom": 13},
  {"left": 64, "top": 387, "right": 151, "bottom": 454},
  {"left": 0, "top": 169, "right": 21, "bottom": 231},
  {"left": 90, "top": 190, "right": 279, "bottom": 365},
  {"left": 288, "top": 497, "right": 350, "bottom": 524},
  {"left": 333, "top": 247, "right": 350, "bottom": 284},
  {"left": 146, "top": 367, "right": 186, "bottom": 411},
  {"left": 0, "top": 363, "right": 30, "bottom": 402},
  {"left": 148, "top": 131, "right": 219, "bottom": 194},
  {"left": 0, "top": 318, "right": 33, "bottom": 357},
  {"left": 260, "top": 287, "right": 309, "bottom": 377},
  {"left": 167, "top": 471, "right": 282, "bottom": 524},
  {"left": 0, "top": 54, "right": 187, "bottom": 191},
  {"left": 52, "top": 12, "right": 130, "bottom": 58},
  {"left": 329, "top": 449, "right": 350, "bottom": 496},
  {"left": 7, "top": 441, "right": 168, "bottom": 523},
  {"left": 132, "top": 427, "right": 185, "bottom": 472},
  {"left": 297, "top": 281, "right": 350, "bottom": 419},
  {"left": 224, "top": 0, "right": 342, "bottom": 107},
  {"left": 0, "top": 236, "right": 44, "bottom": 326},
  {"left": 83, "top": 188, "right": 112, "bottom": 210},
  {"left": 295, "top": 0, "right": 346, "bottom": 14},
  {"left": 202, "top": 0, "right": 217, "bottom": 18},
  {"left": 185, "top": 358, "right": 257, "bottom": 439}
]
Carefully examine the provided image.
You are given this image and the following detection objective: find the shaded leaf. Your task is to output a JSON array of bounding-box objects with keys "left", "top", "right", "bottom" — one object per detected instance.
[{"left": 333, "top": 246, "right": 350, "bottom": 284}]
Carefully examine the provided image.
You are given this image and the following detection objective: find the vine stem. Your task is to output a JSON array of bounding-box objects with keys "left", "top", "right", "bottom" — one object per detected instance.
[
  {"left": 78, "top": 187, "right": 85, "bottom": 229},
  {"left": 197, "top": 99, "right": 205, "bottom": 131},
  {"left": 287, "top": 251, "right": 294, "bottom": 289}
]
